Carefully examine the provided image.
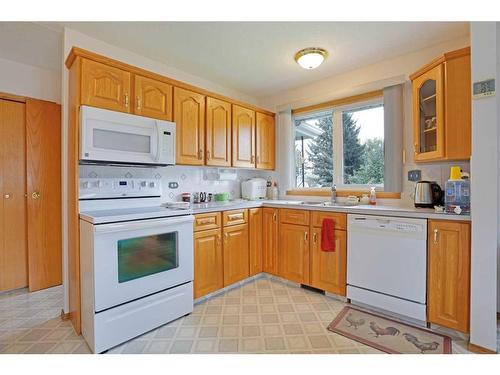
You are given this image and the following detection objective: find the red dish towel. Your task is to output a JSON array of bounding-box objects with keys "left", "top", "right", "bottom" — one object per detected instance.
[{"left": 321, "top": 218, "right": 336, "bottom": 252}]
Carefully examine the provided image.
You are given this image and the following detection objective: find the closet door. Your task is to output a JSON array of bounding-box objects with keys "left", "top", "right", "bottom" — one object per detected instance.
[
  {"left": 0, "top": 99, "right": 28, "bottom": 292},
  {"left": 26, "top": 99, "right": 62, "bottom": 292}
]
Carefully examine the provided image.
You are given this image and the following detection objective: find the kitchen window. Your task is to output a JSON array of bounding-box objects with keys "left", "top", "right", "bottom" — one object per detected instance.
[{"left": 294, "top": 99, "right": 385, "bottom": 189}]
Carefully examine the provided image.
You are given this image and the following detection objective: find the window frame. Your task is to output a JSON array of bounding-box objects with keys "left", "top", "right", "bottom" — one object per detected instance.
[{"left": 292, "top": 96, "right": 385, "bottom": 191}]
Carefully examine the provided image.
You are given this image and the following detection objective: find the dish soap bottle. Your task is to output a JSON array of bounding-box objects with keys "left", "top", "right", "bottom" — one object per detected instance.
[{"left": 369, "top": 187, "right": 377, "bottom": 205}]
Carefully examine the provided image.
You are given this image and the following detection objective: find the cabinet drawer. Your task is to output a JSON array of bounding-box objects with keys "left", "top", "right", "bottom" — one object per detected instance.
[
  {"left": 311, "top": 211, "right": 347, "bottom": 230},
  {"left": 223, "top": 209, "right": 248, "bottom": 226},
  {"left": 194, "top": 212, "right": 221, "bottom": 232},
  {"left": 280, "top": 209, "right": 310, "bottom": 226}
]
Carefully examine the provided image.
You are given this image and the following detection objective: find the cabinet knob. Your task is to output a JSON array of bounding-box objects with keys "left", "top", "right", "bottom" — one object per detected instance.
[
  {"left": 273, "top": 212, "right": 277, "bottom": 222},
  {"left": 4, "top": 193, "right": 10, "bottom": 199},
  {"left": 304, "top": 231, "right": 308, "bottom": 242},
  {"left": 313, "top": 232, "right": 317, "bottom": 243},
  {"left": 32, "top": 191, "right": 41, "bottom": 200},
  {"left": 433, "top": 229, "right": 439, "bottom": 244},
  {"left": 124, "top": 93, "right": 129, "bottom": 108}
]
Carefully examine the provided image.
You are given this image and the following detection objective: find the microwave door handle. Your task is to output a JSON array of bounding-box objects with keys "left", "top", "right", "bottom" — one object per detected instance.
[{"left": 154, "top": 122, "right": 162, "bottom": 162}]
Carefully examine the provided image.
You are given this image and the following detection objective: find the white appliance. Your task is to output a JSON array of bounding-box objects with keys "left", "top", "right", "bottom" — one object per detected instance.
[
  {"left": 79, "top": 178, "right": 193, "bottom": 353},
  {"left": 80, "top": 105, "right": 176, "bottom": 166},
  {"left": 347, "top": 214, "right": 427, "bottom": 322},
  {"left": 241, "top": 178, "right": 267, "bottom": 200}
]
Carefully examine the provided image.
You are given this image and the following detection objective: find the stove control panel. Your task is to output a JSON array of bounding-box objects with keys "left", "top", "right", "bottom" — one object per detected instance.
[{"left": 79, "top": 178, "right": 162, "bottom": 199}]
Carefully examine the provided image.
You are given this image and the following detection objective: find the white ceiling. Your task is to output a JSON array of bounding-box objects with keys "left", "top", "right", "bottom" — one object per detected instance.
[{"left": 0, "top": 22, "right": 469, "bottom": 98}]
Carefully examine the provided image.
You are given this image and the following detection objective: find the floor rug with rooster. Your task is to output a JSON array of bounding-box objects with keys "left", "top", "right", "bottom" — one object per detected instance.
[{"left": 327, "top": 306, "right": 451, "bottom": 354}]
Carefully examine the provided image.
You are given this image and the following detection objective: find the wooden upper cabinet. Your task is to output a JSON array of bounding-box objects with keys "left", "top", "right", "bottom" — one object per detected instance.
[
  {"left": 279, "top": 223, "right": 310, "bottom": 284},
  {"left": 310, "top": 228, "right": 346, "bottom": 296},
  {"left": 427, "top": 220, "right": 470, "bottom": 333},
  {"left": 134, "top": 75, "right": 173, "bottom": 121},
  {"left": 81, "top": 59, "right": 131, "bottom": 113},
  {"left": 232, "top": 105, "right": 255, "bottom": 168},
  {"left": 223, "top": 223, "right": 249, "bottom": 286},
  {"left": 206, "top": 97, "right": 231, "bottom": 167},
  {"left": 249, "top": 208, "right": 263, "bottom": 276},
  {"left": 262, "top": 208, "right": 279, "bottom": 276},
  {"left": 173, "top": 87, "right": 205, "bottom": 165},
  {"left": 256, "top": 112, "right": 275, "bottom": 170},
  {"left": 194, "top": 228, "right": 223, "bottom": 299},
  {"left": 411, "top": 47, "right": 471, "bottom": 162}
]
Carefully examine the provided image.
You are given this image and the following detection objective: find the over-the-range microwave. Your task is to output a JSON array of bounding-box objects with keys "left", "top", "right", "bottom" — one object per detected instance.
[{"left": 80, "top": 105, "right": 176, "bottom": 166}]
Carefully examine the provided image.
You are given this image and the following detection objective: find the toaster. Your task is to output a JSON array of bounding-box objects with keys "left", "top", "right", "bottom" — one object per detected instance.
[{"left": 241, "top": 178, "right": 267, "bottom": 200}]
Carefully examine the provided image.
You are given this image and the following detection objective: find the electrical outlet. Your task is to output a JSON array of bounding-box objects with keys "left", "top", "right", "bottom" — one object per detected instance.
[
  {"left": 408, "top": 170, "right": 421, "bottom": 182},
  {"left": 168, "top": 182, "right": 179, "bottom": 189}
]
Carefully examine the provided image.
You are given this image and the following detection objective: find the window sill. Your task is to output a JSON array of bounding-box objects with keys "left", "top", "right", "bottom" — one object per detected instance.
[{"left": 286, "top": 188, "right": 401, "bottom": 199}]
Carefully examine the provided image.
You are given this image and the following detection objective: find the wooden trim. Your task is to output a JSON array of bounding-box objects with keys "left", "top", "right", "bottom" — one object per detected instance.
[
  {"left": 468, "top": 342, "right": 497, "bottom": 354},
  {"left": 60, "top": 310, "right": 71, "bottom": 321},
  {"left": 0, "top": 91, "right": 27, "bottom": 103},
  {"left": 291, "top": 90, "right": 383, "bottom": 116},
  {"left": 497, "top": 312, "right": 500, "bottom": 320},
  {"left": 65, "top": 47, "right": 274, "bottom": 117},
  {"left": 286, "top": 188, "right": 401, "bottom": 199},
  {"left": 410, "top": 47, "right": 470, "bottom": 81}
]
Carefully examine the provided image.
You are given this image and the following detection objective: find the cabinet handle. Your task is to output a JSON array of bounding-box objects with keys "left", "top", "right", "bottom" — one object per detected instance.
[
  {"left": 198, "top": 218, "right": 215, "bottom": 225},
  {"left": 32, "top": 191, "right": 41, "bottom": 200},
  {"left": 413, "top": 143, "right": 418, "bottom": 155},
  {"left": 273, "top": 212, "right": 277, "bottom": 222},
  {"left": 136, "top": 96, "right": 141, "bottom": 110},
  {"left": 304, "top": 231, "right": 308, "bottom": 242},
  {"left": 206, "top": 150, "right": 211, "bottom": 160},
  {"left": 198, "top": 149, "right": 203, "bottom": 160},
  {"left": 4, "top": 193, "right": 11, "bottom": 199},
  {"left": 228, "top": 213, "right": 243, "bottom": 221},
  {"left": 124, "top": 93, "right": 129, "bottom": 108},
  {"left": 433, "top": 229, "right": 439, "bottom": 244},
  {"left": 313, "top": 233, "right": 317, "bottom": 243}
]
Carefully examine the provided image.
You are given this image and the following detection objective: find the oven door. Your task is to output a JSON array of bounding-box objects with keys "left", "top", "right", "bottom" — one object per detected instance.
[
  {"left": 92, "top": 215, "right": 193, "bottom": 312},
  {"left": 80, "top": 105, "right": 175, "bottom": 165}
]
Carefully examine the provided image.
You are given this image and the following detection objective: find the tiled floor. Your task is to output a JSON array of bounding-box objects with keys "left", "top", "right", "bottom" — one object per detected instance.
[{"left": 1, "top": 276, "right": 498, "bottom": 354}]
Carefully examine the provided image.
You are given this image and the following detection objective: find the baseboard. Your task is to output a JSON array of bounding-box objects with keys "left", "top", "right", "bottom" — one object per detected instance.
[
  {"left": 468, "top": 342, "right": 497, "bottom": 354},
  {"left": 60, "top": 309, "right": 71, "bottom": 321}
]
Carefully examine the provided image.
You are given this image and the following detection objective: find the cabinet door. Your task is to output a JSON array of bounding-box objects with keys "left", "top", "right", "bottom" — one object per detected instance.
[
  {"left": 232, "top": 105, "right": 255, "bottom": 168},
  {"left": 194, "top": 228, "right": 223, "bottom": 298},
  {"left": 134, "top": 75, "right": 173, "bottom": 121},
  {"left": 428, "top": 220, "right": 470, "bottom": 333},
  {"left": 81, "top": 59, "right": 131, "bottom": 113},
  {"left": 223, "top": 223, "right": 249, "bottom": 286},
  {"left": 279, "top": 223, "right": 310, "bottom": 284},
  {"left": 412, "top": 64, "right": 445, "bottom": 161},
  {"left": 206, "top": 97, "right": 231, "bottom": 167},
  {"left": 249, "top": 208, "right": 263, "bottom": 276},
  {"left": 174, "top": 87, "right": 205, "bottom": 165},
  {"left": 262, "top": 208, "right": 279, "bottom": 275},
  {"left": 256, "top": 112, "right": 275, "bottom": 170},
  {"left": 310, "top": 228, "right": 346, "bottom": 296},
  {"left": 0, "top": 99, "right": 28, "bottom": 292}
]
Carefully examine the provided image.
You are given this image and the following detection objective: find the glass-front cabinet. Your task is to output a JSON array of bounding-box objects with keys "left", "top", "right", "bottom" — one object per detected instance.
[{"left": 412, "top": 64, "right": 444, "bottom": 161}]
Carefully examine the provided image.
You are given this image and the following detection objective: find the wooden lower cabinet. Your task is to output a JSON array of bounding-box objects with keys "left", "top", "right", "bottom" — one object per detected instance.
[
  {"left": 249, "top": 208, "right": 263, "bottom": 275},
  {"left": 427, "top": 220, "right": 470, "bottom": 333},
  {"left": 310, "top": 228, "right": 347, "bottom": 296},
  {"left": 193, "top": 228, "right": 223, "bottom": 299},
  {"left": 279, "top": 223, "right": 310, "bottom": 284},
  {"left": 263, "top": 208, "right": 279, "bottom": 275},
  {"left": 223, "top": 223, "right": 250, "bottom": 286}
]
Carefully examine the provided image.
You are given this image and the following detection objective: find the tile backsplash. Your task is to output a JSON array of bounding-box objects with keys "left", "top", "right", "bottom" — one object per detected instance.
[
  {"left": 79, "top": 165, "right": 278, "bottom": 202},
  {"left": 401, "top": 161, "right": 470, "bottom": 206}
]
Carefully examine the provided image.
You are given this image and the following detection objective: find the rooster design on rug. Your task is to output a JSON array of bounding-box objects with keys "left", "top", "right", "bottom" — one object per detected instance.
[
  {"left": 369, "top": 322, "right": 401, "bottom": 337},
  {"left": 402, "top": 333, "right": 440, "bottom": 353},
  {"left": 345, "top": 313, "right": 365, "bottom": 329}
]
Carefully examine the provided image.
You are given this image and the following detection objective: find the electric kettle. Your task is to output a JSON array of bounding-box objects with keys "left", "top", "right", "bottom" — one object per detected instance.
[{"left": 414, "top": 181, "right": 443, "bottom": 208}]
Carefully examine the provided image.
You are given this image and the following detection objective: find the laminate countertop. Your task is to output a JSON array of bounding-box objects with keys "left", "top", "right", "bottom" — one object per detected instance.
[{"left": 190, "top": 199, "right": 471, "bottom": 221}]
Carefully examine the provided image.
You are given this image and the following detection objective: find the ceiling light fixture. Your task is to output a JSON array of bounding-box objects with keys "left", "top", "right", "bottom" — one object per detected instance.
[{"left": 294, "top": 47, "right": 328, "bottom": 70}]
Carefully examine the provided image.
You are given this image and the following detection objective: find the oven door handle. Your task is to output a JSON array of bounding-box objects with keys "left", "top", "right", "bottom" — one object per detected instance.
[{"left": 94, "top": 215, "right": 194, "bottom": 234}]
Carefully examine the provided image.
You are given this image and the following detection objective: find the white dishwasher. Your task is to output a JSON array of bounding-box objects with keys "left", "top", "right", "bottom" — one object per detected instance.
[{"left": 347, "top": 214, "right": 427, "bottom": 322}]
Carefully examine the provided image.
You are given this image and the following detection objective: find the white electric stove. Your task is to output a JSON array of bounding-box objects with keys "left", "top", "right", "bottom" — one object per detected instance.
[{"left": 79, "top": 178, "right": 194, "bottom": 353}]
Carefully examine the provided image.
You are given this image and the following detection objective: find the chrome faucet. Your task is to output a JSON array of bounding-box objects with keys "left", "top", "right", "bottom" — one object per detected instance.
[{"left": 331, "top": 184, "right": 337, "bottom": 203}]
